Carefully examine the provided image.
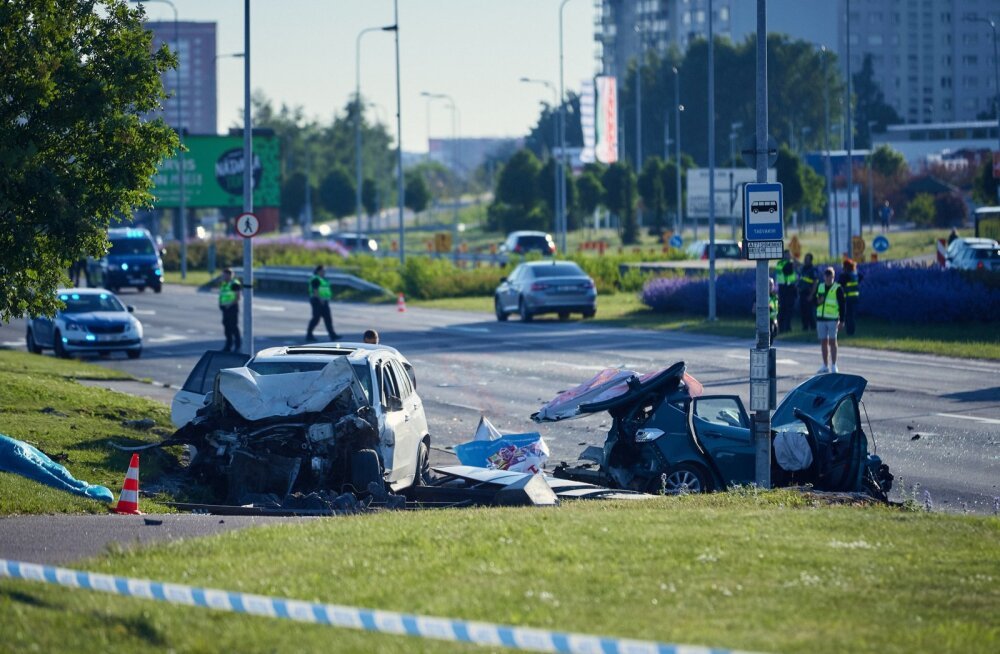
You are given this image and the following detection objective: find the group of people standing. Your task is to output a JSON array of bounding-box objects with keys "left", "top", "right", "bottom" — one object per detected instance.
[
  {"left": 218, "top": 264, "right": 379, "bottom": 353},
  {"left": 765, "top": 249, "right": 862, "bottom": 374}
]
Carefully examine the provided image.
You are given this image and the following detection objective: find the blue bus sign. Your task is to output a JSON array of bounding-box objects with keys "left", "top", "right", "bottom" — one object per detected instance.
[
  {"left": 744, "top": 182, "right": 784, "bottom": 241},
  {"left": 872, "top": 235, "right": 890, "bottom": 253},
  {"left": 669, "top": 234, "right": 683, "bottom": 248}
]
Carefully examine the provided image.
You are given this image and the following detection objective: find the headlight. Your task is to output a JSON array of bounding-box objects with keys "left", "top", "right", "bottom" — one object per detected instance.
[
  {"left": 121, "top": 263, "right": 129, "bottom": 271},
  {"left": 634, "top": 428, "right": 665, "bottom": 443},
  {"left": 64, "top": 321, "right": 86, "bottom": 332}
]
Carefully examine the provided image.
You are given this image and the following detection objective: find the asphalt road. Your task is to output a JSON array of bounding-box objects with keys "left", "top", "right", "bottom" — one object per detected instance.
[{"left": 1, "top": 283, "right": 998, "bottom": 563}]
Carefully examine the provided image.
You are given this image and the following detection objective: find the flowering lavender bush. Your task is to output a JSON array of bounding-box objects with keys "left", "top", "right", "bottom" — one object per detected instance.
[{"left": 642, "top": 262, "right": 1000, "bottom": 323}]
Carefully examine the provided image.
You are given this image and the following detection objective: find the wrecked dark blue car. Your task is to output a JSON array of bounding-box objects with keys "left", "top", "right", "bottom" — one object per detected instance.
[{"left": 533, "top": 362, "right": 893, "bottom": 500}]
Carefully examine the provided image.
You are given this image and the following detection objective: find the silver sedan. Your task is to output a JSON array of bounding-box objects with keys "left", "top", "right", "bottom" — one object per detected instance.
[{"left": 494, "top": 261, "right": 597, "bottom": 322}]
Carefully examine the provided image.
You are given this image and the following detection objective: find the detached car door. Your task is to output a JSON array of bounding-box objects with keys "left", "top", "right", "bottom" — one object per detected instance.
[
  {"left": 171, "top": 351, "right": 250, "bottom": 427},
  {"left": 689, "top": 396, "right": 754, "bottom": 486},
  {"left": 375, "top": 359, "right": 407, "bottom": 483}
]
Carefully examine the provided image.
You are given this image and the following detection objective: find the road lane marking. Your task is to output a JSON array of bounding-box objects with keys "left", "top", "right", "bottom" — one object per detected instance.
[
  {"left": 539, "top": 360, "right": 609, "bottom": 371},
  {"left": 132, "top": 309, "right": 156, "bottom": 316},
  {"left": 446, "top": 326, "right": 489, "bottom": 333},
  {"left": 146, "top": 334, "right": 187, "bottom": 344},
  {"left": 256, "top": 303, "right": 286, "bottom": 312},
  {"left": 2, "top": 341, "right": 24, "bottom": 347},
  {"left": 935, "top": 412, "right": 1000, "bottom": 425}
]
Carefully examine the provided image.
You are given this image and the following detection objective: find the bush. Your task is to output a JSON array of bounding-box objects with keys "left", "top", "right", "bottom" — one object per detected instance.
[{"left": 906, "top": 194, "right": 936, "bottom": 227}]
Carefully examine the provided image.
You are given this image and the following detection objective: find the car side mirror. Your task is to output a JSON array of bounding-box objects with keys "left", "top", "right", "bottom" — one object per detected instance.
[
  {"left": 384, "top": 394, "right": 403, "bottom": 412},
  {"left": 127, "top": 305, "right": 135, "bottom": 313}
]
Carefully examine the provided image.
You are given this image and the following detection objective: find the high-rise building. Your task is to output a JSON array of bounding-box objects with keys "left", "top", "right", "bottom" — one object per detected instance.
[{"left": 145, "top": 21, "right": 217, "bottom": 135}]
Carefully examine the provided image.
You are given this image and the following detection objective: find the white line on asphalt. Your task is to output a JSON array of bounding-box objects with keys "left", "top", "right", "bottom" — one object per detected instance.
[
  {"left": 132, "top": 309, "right": 156, "bottom": 316},
  {"left": 435, "top": 401, "right": 483, "bottom": 412},
  {"left": 147, "top": 334, "right": 188, "bottom": 344},
  {"left": 255, "top": 304, "right": 286, "bottom": 312},
  {"left": 935, "top": 412, "right": 1000, "bottom": 425},
  {"left": 539, "top": 360, "right": 609, "bottom": 371},
  {"left": 2, "top": 341, "right": 23, "bottom": 347},
  {"left": 446, "top": 326, "right": 489, "bottom": 333}
]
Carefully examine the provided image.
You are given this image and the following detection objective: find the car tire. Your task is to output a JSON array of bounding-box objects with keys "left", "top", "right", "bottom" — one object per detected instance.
[
  {"left": 53, "top": 331, "right": 69, "bottom": 359},
  {"left": 495, "top": 296, "right": 508, "bottom": 322},
  {"left": 137, "top": 286, "right": 146, "bottom": 293},
  {"left": 414, "top": 440, "right": 433, "bottom": 487},
  {"left": 126, "top": 348, "right": 142, "bottom": 360},
  {"left": 519, "top": 297, "right": 533, "bottom": 323},
  {"left": 351, "top": 448, "right": 382, "bottom": 493},
  {"left": 152, "top": 284, "right": 162, "bottom": 294},
  {"left": 656, "top": 464, "right": 710, "bottom": 495},
  {"left": 26, "top": 328, "right": 42, "bottom": 354},
  {"left": 582, "top": 309, "right": 596, "bottom": 319},
  {"left": 558, "top": 311, "right": 570, "bottom": 321}
]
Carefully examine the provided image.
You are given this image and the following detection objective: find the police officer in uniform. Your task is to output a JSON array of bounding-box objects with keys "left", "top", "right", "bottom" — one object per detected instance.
[
  {"left": 219, "top": 268, "right": 242, "bottom": 352},
  {"left": 815, "top": 267, "right": 846, "bottom": 373},
  {"left": 775, "top": 250, "right": 798, "bottom": 333},
  {"left": 798, "top": 252, "right": 818, "bottom": 331},
  {"left": 839, "top": 259, "right": 861, "bottom": 335},
  {"left": 306, "top": 264, "right": 340, "bottom": 342}
]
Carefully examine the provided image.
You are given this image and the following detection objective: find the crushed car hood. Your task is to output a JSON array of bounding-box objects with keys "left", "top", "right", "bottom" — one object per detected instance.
[
  {"left": 771, "top": 373, "right": 867, "bottom": 428},
  {"left": 218, "top": 356, "right": 368, "bottom": 421},
  {"left": 532, "top": 362, "right": 701, "bottom": 422}
]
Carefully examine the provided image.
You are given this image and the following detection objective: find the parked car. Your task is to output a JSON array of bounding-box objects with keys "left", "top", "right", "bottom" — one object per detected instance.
[
  {"left": 499, "top": 231, "right": 556, "bottom": 257},
  {"left": 332, "top": 232, "right": 378, "bottom": 253},
  {"left": 494, "top": 261, "right": 597, "bottom": 322},
  {"left": 533, "top": 362, "right": 893, "bottom": 500},
  {"left": 950, "top": 243, "right": 999, "bottom": 272},
  {"left": 26, "top": 289, "right": 143, "bottom": 359},
  {"left": 103, "top": 227, "right": 164, "bottom": 293},
  {"left": 169, "top": 342, "right": 431, "bottom": 501},
  {"left": 685, "top": 239, "right": 743, "bottom": 260},
  {"left": 946, "top": 237, "right": 999, "bottom": 267}
]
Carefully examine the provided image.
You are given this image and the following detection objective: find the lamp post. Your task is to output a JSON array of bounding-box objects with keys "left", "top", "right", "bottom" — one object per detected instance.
[
  {"left": 355, "top": 26, "right": 392, "bottom": 254},
  {"left": 965, "top": 15, "right": 1000, "bottom": 158},
  {"left": 387, "top": 1, "right": 403, "bottom": 264},
  {"left": 867, "top": 120, "right": 877, "bottom": 235},
  {"left": 673, "top": 67, "right": 683, "bottom": 236},
  {"left": 845, "top": 0, "right": 854, "bottom": 257},
  {"left": 557, "top": 0, "right": 574, "bottom": 254},
  {"left": 132, "top": 0, "right": 186, "bottom": 279},
  {"left": 708, "top": 0, "right": 717, "bottom": 321},
  {"left": 521, "top": 77, "right": 560, "bottom": 240},
  {"left": 421, "top": 91, "right": 460, "bottom": 263}
]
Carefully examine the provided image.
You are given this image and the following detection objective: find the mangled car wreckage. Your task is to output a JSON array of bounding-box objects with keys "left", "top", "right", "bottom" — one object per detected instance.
[
  {"left": 163, "top": 344, "right": 432, "bottom": 503},
  {"left": 533, "top": 362, "right": 893, "bottom": 500}
]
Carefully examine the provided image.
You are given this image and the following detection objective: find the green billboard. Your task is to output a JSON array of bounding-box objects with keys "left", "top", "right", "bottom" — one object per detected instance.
[{"left": 150, "top": 135, "right": 281, "bottom": 208}]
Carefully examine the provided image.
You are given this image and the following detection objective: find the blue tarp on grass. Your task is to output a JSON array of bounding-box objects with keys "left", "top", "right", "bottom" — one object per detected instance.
[{"left": 0, "top": 434, "right": 113, "bottom": 503}]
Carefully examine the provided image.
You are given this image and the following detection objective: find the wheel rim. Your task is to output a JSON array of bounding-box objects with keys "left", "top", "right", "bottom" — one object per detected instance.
[{"left": 662, "top": 469, "right": 703, "bottom": 494}]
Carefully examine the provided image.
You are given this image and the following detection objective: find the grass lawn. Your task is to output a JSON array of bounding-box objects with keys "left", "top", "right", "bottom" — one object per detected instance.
[
  {"left": 162, "top": 270, "right": 214, "bottom": 286},
  {"left": 0, "top": 351, "right": 180, "bottom": 515},
  {"left": 413, "top": 293, "right": 1000, "bottom": 360},
  {"left": 2, "top": 492, "right": 998, "bottom": 653}
]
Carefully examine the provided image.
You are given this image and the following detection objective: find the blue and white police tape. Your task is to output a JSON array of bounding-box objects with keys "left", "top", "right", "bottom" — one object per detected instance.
[{"left": 0, "top": 558, "right": 757, "bottom": 654}]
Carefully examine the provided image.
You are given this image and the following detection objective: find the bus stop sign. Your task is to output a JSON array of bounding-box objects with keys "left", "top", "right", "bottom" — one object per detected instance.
[{"left": 743, "top": 182, "right": 784, "bottom": 260}]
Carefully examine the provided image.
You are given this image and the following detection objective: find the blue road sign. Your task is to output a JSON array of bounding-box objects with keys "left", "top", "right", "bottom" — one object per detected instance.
[
  {"left": 872, "top": 235, "right": 890, "bottom": 253},
  {"left": 743, "top": 182, "right": 784, "bottom": 241},
  {"left": 669, "top": 234, "right": 683, "bottom": 248}
]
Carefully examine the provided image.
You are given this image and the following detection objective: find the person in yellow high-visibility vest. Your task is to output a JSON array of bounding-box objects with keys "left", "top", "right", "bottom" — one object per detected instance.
[
  {"left": 306, "top": 264, "right": 339, "bottom": 342},
  {"left": 218, "top": 268, "right": 242, "bottom": 352},
  {"left": 815, "top": 267, "right": 846, "bottom": 374}
]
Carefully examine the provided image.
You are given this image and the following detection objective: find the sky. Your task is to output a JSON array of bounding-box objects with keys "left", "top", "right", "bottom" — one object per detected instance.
[{"left": 138, "top": 0, "right": 598, "bottom": 153}]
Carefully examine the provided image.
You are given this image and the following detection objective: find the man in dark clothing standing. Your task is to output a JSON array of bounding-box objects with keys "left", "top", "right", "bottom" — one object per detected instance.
[
  {"left": 219, "top": 268, "right": 242, "bottom": 352},
  {"left": 774, "top": 250, "right": 798, "bottom": 333},
  {"left": 838, "top": 259, "right": 861, "bottom": 336},
  {"left": 306, "top": 264, "right": 340, "bottom": 342},
  {"left": 815, "top": 267, "right": 846, "bottom": 373},
  {"left": 798, "top": 252, "right": 818, "bottom": 331}
]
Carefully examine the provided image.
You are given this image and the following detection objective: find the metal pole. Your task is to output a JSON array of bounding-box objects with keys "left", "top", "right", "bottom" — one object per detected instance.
[
  {"left": 674, "top": 67, "right": 682, "bottom": 236},
  {"left": 558, "top": 0, "right": 572, "bottom": 254},
  {"left": 173, "top": 7, "right": 186, "bottom": 280},
  {"left": 967, "top": 17, "right": 1000, "bottom": 155},
  {"left": 753, "top": 0, "right": 771, "bottom": 489},
  {"left": 708, "top": 0, "right": 717, "bottom": 321},
  {"left": 390, "top": 2, "right": 404, "bottom": 263},
  {"left": 822, "top": 47, "right": 836, "bottom": 258},
  {"left": 635, "top": 24, "right": 643, "bottom": 172},
  {"left": 241, "top": 0, "right": 253, "bottom": 354},
  {"left": 845, "top": 0, "right": 853, "bottom": 257},
  {"left": 868, "top": 153, "right": 874, "bottom": 235}
]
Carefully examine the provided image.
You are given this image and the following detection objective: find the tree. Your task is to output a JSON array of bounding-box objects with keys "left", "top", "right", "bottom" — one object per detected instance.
[
  {"left": 906, "top": 193, "right": 936, "bottom": 227},
  {"left": 488, "top": 148, "right": 546, "bottom": 233},
  {"left": 0, "top": 0, "right": 179, "bottom": 321},
  {"left": 934, "top": 193, "right": 969, "bottom": 228},
  {"left": 972, "top": 159, "right": 999, "bottom": 206},
  {"left": 576, "top": 169, "right": 605, "bottom": 219},
  {"left": 404, "top": 169, "right": 430, "bottom": 215},
  {"left": 362, "top": 178, "right": 379, "bottom": 218},
  {"left": 774, "top": 145, "right": 804, "bottom": 214},
  {"left": 319, "top": 167, "right": 355, "bottom": 218},
  {"left": 281, "top": 171, "right": 309, "bottom": 221},
  {"left": 602, "top": 163, "right": 638, "bottom": 244},
  {"left": 637, "top": 157, "right": 668, "bottom": 234},
  {"left": 853, "top": 54, "right": 902, "bottom": 149},
  {"left": 870, "top": 144, "right": 908, "bottom": 179}
]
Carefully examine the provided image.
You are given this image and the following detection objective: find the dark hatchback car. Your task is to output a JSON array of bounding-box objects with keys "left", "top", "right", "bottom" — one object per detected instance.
[
  {"left": 533, "top": 362, "right": 893, "bottom": 500},
  {"left": 494, "top": 261, "right": 597, "bottom": 321},
  {"left": 500, "top": 231, "right": 556, "bottom": 257},
  {"left": 103, "top": 227, "right": 164, "bottom": 293}
]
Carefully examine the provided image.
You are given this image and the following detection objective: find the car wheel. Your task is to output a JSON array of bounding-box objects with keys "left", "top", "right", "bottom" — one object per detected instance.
[
  {"left": 152, "top": 284, "right": 162, "bottom": 294},
  {"left": 519, "top": 297, "right": 533, "bottom": 322},
  {"left": 657, "top": 464, "right": 710, "bottom": 495},
  {"left": 137, "top": 286, "right": 146, "bottom": 293},
  {"left": 26, "top": 328, "right": 42, "bottom": 354},
  {"left": 494, "top": 296, "right": 508, "bottom": 322},
  {"left": 126, "top": 348, "right": 142, "bottom": 360},
  {"left": 414, "top": 440, "right": 433, "bottom": 487},
  {"left": 53, "top": 331, "right": 70, "bottom": 359},
  {"left": 351, "top": 448, "right": 383, "bottom": 493},
  {"left": 558, "top": 311, "right": 569, "bottom": 321},
  {"left": 582, "top": 309, "right": 596, "bottom": 319}
]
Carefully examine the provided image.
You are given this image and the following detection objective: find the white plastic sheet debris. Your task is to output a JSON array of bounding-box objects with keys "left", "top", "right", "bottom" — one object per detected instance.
[{"left": 472, "top": 416, "right": 503, "bottom": 441}]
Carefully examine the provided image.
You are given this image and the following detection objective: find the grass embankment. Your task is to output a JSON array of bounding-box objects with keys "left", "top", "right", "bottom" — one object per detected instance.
[
  {"left": 2, "top": 492, "right": 998, "bottom": 653},
  {"left": 414, "top": 293, "right": 1000, "bottom": 360},
  {"left": 0, "top": 351, "right": 178, "bottom": 515}
]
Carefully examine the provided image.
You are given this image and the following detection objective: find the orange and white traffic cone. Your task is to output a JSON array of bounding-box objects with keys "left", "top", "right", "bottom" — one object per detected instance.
[
  {"left": 113, "top": 453, "right": 142, "bottom": 515},
  {"left": 397, "top": 293, "right": 406, "bottom": 313}
]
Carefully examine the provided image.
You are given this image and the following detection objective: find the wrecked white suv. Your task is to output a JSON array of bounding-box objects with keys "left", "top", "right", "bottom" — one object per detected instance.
[{"left": 169, "top": 343, "right": 431, "bottom": 502}]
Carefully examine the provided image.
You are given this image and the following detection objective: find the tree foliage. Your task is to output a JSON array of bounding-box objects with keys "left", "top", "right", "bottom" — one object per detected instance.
[
  {"left": 576, "top": 169, "right": 605, "bottom": 218},
  {"left": 404, "top": 169, "right": 430, "bottom": 215},
  {"left": 637, "top": 157, "right": 667, "bottom": 233},
  {"left": 906, "top": 193, "right": 936, "bottom": 227},
  {"left": 603, "top": 163, "right": 638, "bottom": 244},
  {"left": 852, "top": 54, "right": 901, "bottom": 149},
  {"left": 362, "top": 178, "right": 379, "bottom": 217},
  {"left": 488, "top": 149, "right": 547, "bottom": 232},
  {"left": 0, "top": 0, "right": 179, "bottom": 320},
  {"left": 318, "top": 167, "right": 355, "bottom": 218},
  {"left": 774, "top": 145, "right": 804, "bottom": 214},
  {"left": 972, "top": 158, "right": 999, "bottom": 206}
]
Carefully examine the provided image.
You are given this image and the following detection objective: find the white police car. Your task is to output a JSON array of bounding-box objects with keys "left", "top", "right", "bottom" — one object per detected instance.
[{"left": 26, "top": 289, "right": 143, "bottom": 359}]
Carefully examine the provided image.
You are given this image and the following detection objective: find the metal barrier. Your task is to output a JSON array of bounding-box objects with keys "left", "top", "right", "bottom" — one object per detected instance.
[{"left": 230, "top": 266, "right": 389, "bottom": 296}]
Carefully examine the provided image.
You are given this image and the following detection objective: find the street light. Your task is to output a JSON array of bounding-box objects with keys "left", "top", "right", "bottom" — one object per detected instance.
[
  {"left": 673, "top": 67, "right": 683, "bottom": 236},
  {"left": 132, "top": 0, "right": 186, "bottom": 279},
  {"left": 386, "top": 1, "right": 403, "bottom": 264},
  {"left": 845, "top": 0, "right": 855, "bottom": 255},
  {"left": 557, "top": 0, "right": 574, "bottom": 254},
  {"left": 965, "top": 15, "right": 1000, "bottom": 158},
  {"left": 520, "top": 77, "right": 560, "bottom": 240},
  {"left": 355, "top": 26, "right": 393, "bottom": 254}
]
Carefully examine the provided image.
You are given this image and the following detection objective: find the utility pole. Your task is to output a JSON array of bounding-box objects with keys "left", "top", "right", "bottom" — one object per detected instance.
[
  {"left": 241, "top": 0, "right": 253, "bottom": 354},
  {"left": 845, "top": 0, "right": 854, "bottom": 258},
  {"left": 708, "top": 0, "right": 717, "bottom": 321}
]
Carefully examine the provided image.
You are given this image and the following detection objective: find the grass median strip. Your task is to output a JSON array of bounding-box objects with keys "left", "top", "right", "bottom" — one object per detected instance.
[
  {"left": 0, "top": 350, "right": 178, "bottom": 515},
  {"left": 2, "top": 492, "right": 998, "bottom": 653}
]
